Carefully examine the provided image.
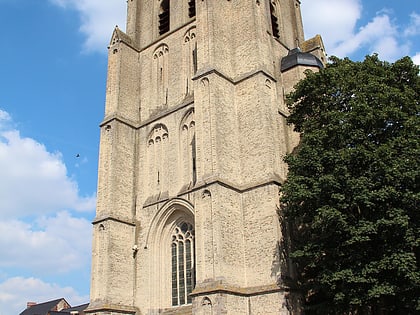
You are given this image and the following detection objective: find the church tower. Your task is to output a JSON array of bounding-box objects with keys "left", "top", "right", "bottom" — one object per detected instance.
[{"left": 86, "top": 1, "right": 324, "bottom": 314}]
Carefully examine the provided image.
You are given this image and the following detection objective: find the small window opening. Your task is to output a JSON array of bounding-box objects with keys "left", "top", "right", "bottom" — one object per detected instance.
[
  {"left": 188, "top": 0, "right": 196, "bottom": 18},
  {"left": 192, "top": 44, "right": 198, "bottom": 74},
  {"left": 159, "top": 0, "right": 170, "bottom": 35},
  {"left": 270, "top": 2, "right": 280, "bottom": 38},
  {"left": 191, "top": 135, "right": 197, "bottom": 185}
]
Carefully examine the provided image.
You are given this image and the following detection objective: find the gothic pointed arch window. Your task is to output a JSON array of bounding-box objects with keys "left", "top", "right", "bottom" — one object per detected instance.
[
  {"left": 147, "top": 123, "right": 169, "bottom": 195},
  {"left": 180, "top": 109, "right": 196, "bottom": 188},
  {"left": 171, "top": 221, "right": 195, "bottom": 306},
  {"left": 183, "top": 27, "right": 197, "bottom": 96},
  {"left": 159, "top": 0, "right": 170, "bottom": 35},
  {"left": 145, "top": 199, "right": 195, "bottom": 309},
  {"left": 153, "top": 44, "right": 169, "bottom": 106},
  {"left": 270, "top": 1, "right": 280, "bottom": 39}
]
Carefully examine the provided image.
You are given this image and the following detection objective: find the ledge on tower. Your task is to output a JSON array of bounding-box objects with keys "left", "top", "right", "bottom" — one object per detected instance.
[{"left": 280, "top": 48, "right": 324, "bottom": 72}]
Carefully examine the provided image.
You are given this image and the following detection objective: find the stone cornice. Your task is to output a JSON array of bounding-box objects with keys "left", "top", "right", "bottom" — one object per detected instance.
[
  {"left": 100, "top": 96, "right": 194, "bottom": 130},
  {"left": 142, "top": 174, "right": 285, "bottom": 209},
  {"left": 193, "top": 66, "right": 276, "bottom": 85},
  {"left": 85, "top": 303, "right": 138, "bottom": 314},
  {"left": 100, "top": 114, "right": 138, "bottom": 129},
  {"left": 191, "top": 281, "right": 286, "bottom": 297},
  {"left": 190, "top": 173, "right": 285, "bottom": 194},
  {"left": 92, "top": 215, "right": 136, "bottom": 227}
]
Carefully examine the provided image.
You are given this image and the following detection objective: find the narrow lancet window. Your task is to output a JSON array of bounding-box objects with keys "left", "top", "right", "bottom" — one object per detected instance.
[
  {"left": 270, "top": 2, "right": 280, "bottom": 38},
  {"left": 192, "top": 44, "right": 197, "bottom": 74},
  {"left": 181, "top": 109, "right": 196, "bottom": 188},
  {"left": 153, "top": 45, "right": 169, "bottom": 106},
  {"left": 171, "top": 222, "right": 195, "bottom": 306},
  {"left": 183, "top": 28, "right": 197, "bottom": 96},
  {"left": 171, "top": 243, "right": 178, "bottom": 306},
  {"left": 191, "top": 135, "right": 197, "bottom": 185},
  {"left": 159, "top": 0, "right": 170, "bottom": 35}
]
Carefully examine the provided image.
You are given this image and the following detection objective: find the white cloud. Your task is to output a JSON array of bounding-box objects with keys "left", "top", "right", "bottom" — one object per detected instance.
[
  {"left": 0, "top": 113, "right": 95, "bottom": 219},
  {"left": 332, "top": 14, "right": 406, "bottom": 61},
  {"left": 412, "top": 52, "right": 420, "bottom": 65},
  {"left": 0, "top": 211, "right": 92, "bottom": 273},
  {"left": 0, "top": 111, "right": 93, "bottom": 315},
  {"left": 302, "top": 1, "right": 419, "bottom": 62},
  {"left": 301, "top": 0, "right": 362, "bottom": 50},
  {"left": 404, "top": 12, "right": 420, "bottom": 36},
  {"left": 0, "top": 109, "right": 11, "bottom": 123},
  {"left": 50, "top": 0, "right": 126, "bottom": 53},
  {"left": 0, "top": 277, "right": 88, "bottom": 315}
]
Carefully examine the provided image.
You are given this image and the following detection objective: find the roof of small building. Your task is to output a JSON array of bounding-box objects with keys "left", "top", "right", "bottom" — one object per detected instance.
[
  {"left": 66, "top": 303, "right": 89, "bottom": 312},
  {"left": 49, "top": 303, "right": 89, "bottom": 315},
  {"left": 19, "top": 298, "right": 66, "bottom": 315},
  {"left": 280, "top": 48, "right": 324, "bottom": 72},
  {"left": 19, "top": 299, "right": 88, "bottom": 315}
]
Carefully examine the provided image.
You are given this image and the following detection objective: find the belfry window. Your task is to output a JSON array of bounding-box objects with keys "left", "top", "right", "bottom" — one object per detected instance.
[
  {"left": 188, "top": 0, "right": 196, "bottom": 18},
  {"left": 270, "top": 2, "right": 280, "bottom": 38},
  {"left": 159, "top": 0, "right": 170, "bottom": 35},
  {"left": 171, "top": 222, "right": 195, "bottom": 306}
]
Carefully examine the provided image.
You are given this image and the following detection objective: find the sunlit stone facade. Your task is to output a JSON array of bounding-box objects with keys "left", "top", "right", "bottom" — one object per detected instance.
[{"left": 86, "top": 1, "right": 324, "bottom": 314}]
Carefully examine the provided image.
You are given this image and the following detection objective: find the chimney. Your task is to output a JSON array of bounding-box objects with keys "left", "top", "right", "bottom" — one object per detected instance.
[{"left": 27, "top": 302, "right": 37, "bottom": 308}]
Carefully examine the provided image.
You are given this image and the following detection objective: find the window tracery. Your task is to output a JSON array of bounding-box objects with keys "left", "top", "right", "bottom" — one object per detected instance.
[
  {"left": 171, "top": 221, "right": 195, "bottom": 306},
  {"left": 147, "top": 123, "right": 169, "bottom": 194}
]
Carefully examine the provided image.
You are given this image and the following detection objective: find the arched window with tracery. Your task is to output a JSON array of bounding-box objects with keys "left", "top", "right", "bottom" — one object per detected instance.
[
  {"left": 147, "top": 123, "right": 169, "bottom": 195},
  {"left": 171, "top": 221, "right": 195, "bottom": 306}
]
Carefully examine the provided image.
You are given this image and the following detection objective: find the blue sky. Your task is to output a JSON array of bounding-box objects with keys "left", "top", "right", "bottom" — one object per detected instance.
[{"left": 0, "top": 0, "right": 418, "bottom": 314}]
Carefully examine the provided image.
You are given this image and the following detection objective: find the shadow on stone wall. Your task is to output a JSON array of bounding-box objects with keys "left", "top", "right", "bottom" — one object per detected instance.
[{"left": 273, "top": 205, "right": 303, "bottom": 315}]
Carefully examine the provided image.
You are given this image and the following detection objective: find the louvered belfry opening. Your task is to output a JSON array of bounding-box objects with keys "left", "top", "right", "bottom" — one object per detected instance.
[
  {"left": 159, "top": 0, "right": 170, "bottom": 35},
  {"left": 188, "top": 0, "right": 196, "bottom": 18}
]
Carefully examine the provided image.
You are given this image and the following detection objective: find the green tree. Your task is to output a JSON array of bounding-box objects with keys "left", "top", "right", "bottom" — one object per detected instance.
[{"left": 280, "top": 55, "right": 420, "bottom": 314}]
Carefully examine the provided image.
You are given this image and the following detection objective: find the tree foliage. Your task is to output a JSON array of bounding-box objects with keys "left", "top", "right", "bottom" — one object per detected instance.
[{"left": 280, "top": 55, "right": 420, "bottom": 314}]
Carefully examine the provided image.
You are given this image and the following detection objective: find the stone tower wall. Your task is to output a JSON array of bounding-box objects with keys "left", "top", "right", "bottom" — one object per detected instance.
[{"left": 87, "top": 1, "right": 324, "bottom": 314}]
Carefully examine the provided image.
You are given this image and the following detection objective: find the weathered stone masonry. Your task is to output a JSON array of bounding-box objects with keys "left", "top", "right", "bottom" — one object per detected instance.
[{"left": 86, "top": 1, "right": 325, "bottom": 314}]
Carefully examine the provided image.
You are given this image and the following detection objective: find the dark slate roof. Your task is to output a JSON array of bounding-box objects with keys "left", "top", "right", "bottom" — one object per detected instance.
[
  {"left": 66, "top": 303, "right": 89, "bottom": 312},
  {"left": 19, "top": 298, "right": 65, "bottom": 315},
  {"left": 49, "top": 303, "right": 89, "bottom": 315},
  {"left": 280, "top": 48, "right": 324, "bottom": 72}
]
